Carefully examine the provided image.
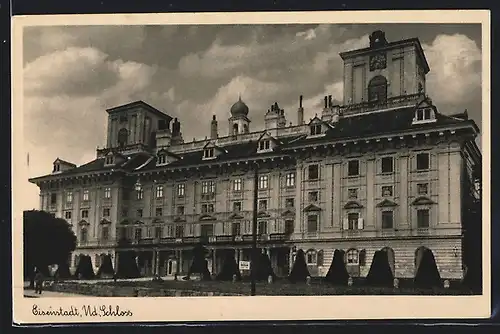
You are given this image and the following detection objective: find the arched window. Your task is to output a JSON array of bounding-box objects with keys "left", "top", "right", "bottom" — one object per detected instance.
[
  {"left": 117, "top": 128, "right": 128, "bottom": 147},
  {"left": 243, "top": 124, "right": 249, "bottom": 133},
  {"left": 306, "top": 249, "right": 317, "bottom": 265},
  {"left": 346, "top": 249, "right": 359, "bottom": 265},
  {"left": 359, "top": 249, "right": 367, "bottom": 266},
  {"left": 80, "top": 227, "right": 88, "bottom": 244},
  {"left": 368, "top": 76, "right": 388, "bottom": 103},
  {"left": 233, "top": 123, "right": 239, "bottom": 135}
]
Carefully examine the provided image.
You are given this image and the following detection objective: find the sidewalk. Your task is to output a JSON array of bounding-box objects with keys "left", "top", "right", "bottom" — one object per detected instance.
[{"left": 24, "top": 289, "right": 85, "bottom": 298}]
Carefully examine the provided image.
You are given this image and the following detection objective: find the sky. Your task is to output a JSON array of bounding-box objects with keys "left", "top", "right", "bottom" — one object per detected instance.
[{"left": 21, "top": 23, "right": 483, "bottom": 211}]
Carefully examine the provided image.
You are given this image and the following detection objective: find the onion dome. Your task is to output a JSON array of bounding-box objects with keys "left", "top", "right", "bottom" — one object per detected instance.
[{"left": 230, "top": 96, "right": 249, "bottom": 117}]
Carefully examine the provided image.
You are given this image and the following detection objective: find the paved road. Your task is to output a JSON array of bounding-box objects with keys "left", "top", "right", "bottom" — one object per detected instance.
[{"left": 24, "top": 290, "right": 85, "bottom": 298}]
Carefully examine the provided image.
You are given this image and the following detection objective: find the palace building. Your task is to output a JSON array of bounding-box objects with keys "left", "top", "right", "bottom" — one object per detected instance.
[{"left": 29, "top": 30, "right": 482, "bottom": 281}]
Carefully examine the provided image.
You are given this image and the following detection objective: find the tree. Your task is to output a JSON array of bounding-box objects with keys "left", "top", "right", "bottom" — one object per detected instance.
[
  {"left": 23, "top": 210, "right": 77, "bottom": 287},
  {"left": 54, "top": 262, "right": 72, "bottom": 280},
  {"left": 325, "top": 249, "right": 349, "bottom": 286},
  {"left": 216, "top": 249, "right": 241, "bottom": 281},
  {"left": 187, "top": 243, "right": 211, "bottom": 280},
  {"left": 253, "top": 251, "right": 276, "bottom": 281},
  {"left": 116, "top": 251, "right": 141, "bottom": 278},
  {"left": 366, "top": 250, "right": 394, "bottom": 287},
  {"left": 74, "top": 255, "right": 95, "bottom": 279},
  {"left": 288, "top": 249, "right": 310, "bottom": 283},
  {"left": 96, "top": 254, "right": 115, "bottom": 278},
  {"left": 414, "top": 248, "right": 442, "bottom": 289}
]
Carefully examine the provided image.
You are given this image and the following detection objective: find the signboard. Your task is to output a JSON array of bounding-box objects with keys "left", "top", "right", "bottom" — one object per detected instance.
[{"left": 239, "top": 261, "right": 251, "bottom": 271}]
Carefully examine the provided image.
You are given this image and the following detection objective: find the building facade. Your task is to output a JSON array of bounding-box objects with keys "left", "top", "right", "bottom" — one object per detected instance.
[{"left": 29, "top": 30, "right": 482, "bottom": 281}]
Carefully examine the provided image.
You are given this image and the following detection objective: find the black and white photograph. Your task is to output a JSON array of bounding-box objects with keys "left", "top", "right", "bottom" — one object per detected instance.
[{"left": 12, "top": 10, "right": 490, "bottom": 323}]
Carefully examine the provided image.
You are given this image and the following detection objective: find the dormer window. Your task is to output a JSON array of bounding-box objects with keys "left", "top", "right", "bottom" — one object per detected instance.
[
  {"left": 105, "top": 155, "right": 114, "bottom": 165},
  {"left": 413, "top": 102, "right": 437, "bottom": 125},
  {"left": 416, "top": 108, "right": 432, "bottom": 121},
  {"left": 258, "top": 140, "right": 271, "bottom": 151},
  {"left": 203, "top": 147, "right": 215, "bottom": 159},
  {"left": 53, "top": 164, "right": 61, "bottom": 172},
  {"left": 157, "top": 153, "right": 167, "bottom": 165},
  {"left": 310, "top": 124, "right": 322, "bottom": 136}
]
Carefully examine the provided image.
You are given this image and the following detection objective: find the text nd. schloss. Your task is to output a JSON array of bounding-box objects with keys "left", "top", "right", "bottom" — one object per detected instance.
[{"left": 32, "top": 304, "right": 133, "bottom": 317}]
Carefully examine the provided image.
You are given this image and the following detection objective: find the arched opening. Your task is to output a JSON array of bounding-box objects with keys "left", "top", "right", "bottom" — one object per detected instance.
[
  {"left": 80, "top": 227, "right": 88, "bottom": 244},
  {"left": 243, "top": 124, "right": 249, "bottom": 133},
  {"left": 381, "top": 247, "right": 395, "bottom": 275},
  {"left": 117, "top": 128, "right": 128, "bottom": 147},
  {"left": 345, "top": 248, "right": 360, "bottom": 277},
  {"left": 368, "top": 75, "right": 388, "bottom": 103},
  {"left": 232, "top": 123, "right": 239, "bottom": 135}
]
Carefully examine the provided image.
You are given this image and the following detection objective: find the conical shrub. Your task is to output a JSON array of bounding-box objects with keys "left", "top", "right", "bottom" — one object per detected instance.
[
  {"left": 414, "top": 248, "right": 441, "bottom": 289},
  {"left": 97, "top": 254, "right": 115, "bottom": 278},
  {"left": 288, "top": 249, "right": 310, "bottom": 283},
  {"left": 366, "top": 250, "right": 394, "bottom": 287},
  {"left": 325, "top": 249, "right": 349, "bottom": 286}
]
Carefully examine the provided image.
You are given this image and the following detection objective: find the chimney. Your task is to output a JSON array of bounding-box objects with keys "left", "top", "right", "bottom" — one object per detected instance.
[
  {"left": 210, "top": 115, "right": 218, "bottom": 139},
  {"left": 297, "top": 95, "right": 304, "bottom": 125},
  {"left": 324, "top": 96, "right": 328, "bottom": 109}
]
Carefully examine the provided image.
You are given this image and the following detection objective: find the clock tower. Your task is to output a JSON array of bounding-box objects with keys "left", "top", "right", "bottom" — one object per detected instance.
[{"left": 339, "top": 30, "right": 430, "bottom": 115}]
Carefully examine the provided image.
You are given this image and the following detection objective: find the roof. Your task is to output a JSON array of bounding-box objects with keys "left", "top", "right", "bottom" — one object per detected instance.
[{"left": 106, "top": 100, "right": 173, "bottom": 121}]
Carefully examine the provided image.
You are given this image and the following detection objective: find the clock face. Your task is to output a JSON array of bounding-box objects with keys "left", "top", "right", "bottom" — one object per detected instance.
[{"left": 370, "top": 53, "right": 387, "bottom": 71}]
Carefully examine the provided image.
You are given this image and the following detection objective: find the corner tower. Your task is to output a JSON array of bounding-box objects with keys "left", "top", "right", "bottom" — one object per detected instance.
[{"left": 339, "top": 30, "right": 430, "bottom": 111}]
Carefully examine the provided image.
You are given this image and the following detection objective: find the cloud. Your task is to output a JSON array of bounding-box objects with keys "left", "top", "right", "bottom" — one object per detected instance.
[{"left": 423, "top": 34, "right": 482, "bottom": 106}]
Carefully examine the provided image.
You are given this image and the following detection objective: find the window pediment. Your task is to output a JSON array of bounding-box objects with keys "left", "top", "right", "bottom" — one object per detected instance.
[
  {"left": 78, "top": 220, "right": 89, "bottom": 226},
  {"left": 343, "top": 201, "right": 364, "bottom": 209},
  {"left": 411, "top": 196, "right": 436, "bottom": 206},
  {"left": 257, "top": 211, "right": 271, "bottom": 218},
  {"left": 174, "top": 217, "right": 186, "bottom": 223},
  {"left": 100, "top": 218, "right": 111, "bottom": 225},
  {"left": 281, "top": 209, "right": 295, "bottom": 217},
  {"left": 304, "top": 204, "right": 321, "bottom": 212},
  {"left": 376, "top": 199, "right": 398, "bottom": 207},
  {"left": 228, "top": 213, "right": 244, "bottom": 220},
  {"left": 199, "top": 214, "right": 216, "bottom": 221}
]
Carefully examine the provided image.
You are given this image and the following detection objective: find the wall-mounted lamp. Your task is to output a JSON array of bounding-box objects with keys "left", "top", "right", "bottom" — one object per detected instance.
[{"left": 453, "top": 247, "right": 459, "bottom": 258}]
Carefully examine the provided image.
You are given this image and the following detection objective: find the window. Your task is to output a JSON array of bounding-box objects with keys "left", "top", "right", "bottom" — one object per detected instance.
[
  {"left": 202, "top": 204, "right": 214, "bottom": 213},
  {"left": 258, "top": 140, "right": 271, "bottom": 151},
  {"left": 307, "top": 214, "right": 318, "bottom": 232},
  {"left": 381, "top": 157, "right": 394, "bottom": 173},
  {"left": 424, "top": 108, "right": 431, "bottom": 119},
  {"left": 154, "top": 226, "right": 163, "bottom": 239},
  {"left": 105, "top": 155, "right": 114, "bottom": 165},
  {"left": 136, "top": 186, "right": 143, "bottom": 200},
  {"left": 417, "top": 183, "right": 429, "bottom": 195},
  {"left": 381, "top": 211, "right": 394, "bottom": 229},
  {"left": 201, "top": 224, "right": 214, "bottom": 237},
  {"left": 81, "top": 210, "right": 88, "bottom": 218},
  {"left": 348, "top": 188, "right": 358, "bottom": 200},
  {"left": 65, "top": 211, "right": 72, "bottom": 220},
  {"left": 54, "top": 164, "right": 61, "bottom": 172},
  {"left": 416, "top": 108, "right": 432, "bottom": 121},
  {"left": 308, "top": 191, "right": 318, "bottom": 202},
  {"left": 80, "top": 228, "right": 88, "bottom": 243},
  {"left": 175, "top": 225, "right": 184, "bottom": 238},
  {"left": 348, "top": 160, "right": 360, "bottom": 176},
  {"left": 66, "top": 191, "right": 73, "bottom": 203},
  {"left": 157, "top": 154, "right": 167, "bottom": 165},
  {"left": 201, "top": 181, "right": 215, "bottom": 194},
  {"left": 259, "top": 175, "right": 269, "bottom": 189},
  {"left": 103, "top": 208, "right": 110, "bottom": 217},
  {"left": 359, "top": 250, "right": 367, "bottom": 266},
  {"left": 203, "top": 148, "right": 215, "bottom": 159},
  {"left": 134, "top": 228, "right": 142, "bottom": 240},
  {"left": 232, "top": 223, "right": 241, "bottom": 236},
  {"left": 177, "top": 183, "right": 185, "bottom": 197},
  {"left": 233, "top": 201, "right": 242, "bottom": 212},
  {"left": 348, "top": 213, "right": 359, "bottom": 230},
  {"left": 368, "top": 75, "right": 387, "bottom": 103},
  {"left": 306, "top": 250, "right": 317, "bottom": 265},
  {"left": 156, "top": 185, "right": 164, "bottom": 198},
  {"left": 233, "top": 178, "right": 242, "bottom": 191},
  {"left": 346, "top": 249, "right": 359, "bottom": 264},
  {"left": 308, "top": 165, "right": 319, "bottom": 180},
  {"left": 416, "top": 153, "right": 430, "bottom": 170},
  {"left": 104, "top": 187, "right": 111, "bottom": 199},
  {"left": 136, "top": 209, "right": 143, "bottom": 218},
  {"left": 417, "top": 209, "right": 430, "bottom": 228},
  {"left": 102, "top": 226, "right": 109, "bottom": 241},
  {"left": 258, "top": 221, "right": 268, "bottom": 235},
  {"left": 285, "top": 173, "right": 295, "bottom": 187},
  {"left": 155, "top": 207, "right": 163, "bottom": 217},
  {"left": 285, "top": 220, "right": 294, "bottom": 235},
  {"left": 382, "top": 186, "right": 393, "bottom": 197},
  {"left": 82, "top": 189, "right": 89, "bottom": 201},
  {"left": 177, "top": 206, "right": 185, "bottom": 216},
  {"left": 285, "top": 198, "right": 295, "bottom": 208},
  {"left": 310, "top": 124, "right": 322, "bottom": 136},
  {"left": 50, "top": 193, "right": 57, "bottom": 205},
  {"left": 258, "top": 199, "right": 267, "bottom": 211},
  {"left": 95, "top": 255, "right": 102, "bottom": 267}
]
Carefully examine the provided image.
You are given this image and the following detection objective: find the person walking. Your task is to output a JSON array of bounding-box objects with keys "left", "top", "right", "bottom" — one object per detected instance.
[{"left": 34, "top": 269, "right": 44, "bottom": 295}]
